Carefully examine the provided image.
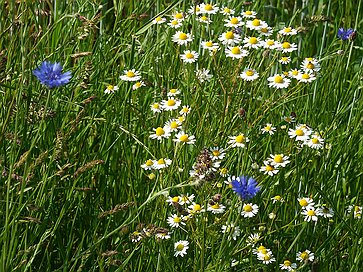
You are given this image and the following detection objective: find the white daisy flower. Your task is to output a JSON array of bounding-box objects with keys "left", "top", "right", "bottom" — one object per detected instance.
[
  {"left": 132, "top": 81, "right": 145, "bottom": 90},
  {"left": 154, "top": 158, "right": 172, "bottom": 169},
  {"left": 207, "top": 203, "right": 225, "bottom": 214},
  {"left": 221, "top": 223, "right": 241, "bottom": 240},
  {"left": 241, "top": 10, "right": 257, "bottom": 18},
  {"left": 288, "top": 68, "right": 300, "bottom": 79},
  {"left": 259, "top": 26, "right": 274, "bottom": 36},
  {"left": 198, "top": 15, "right": 212, "bottom": 24},
  {"left": 173, "top": 131, "right": 196, "bottom": 145},
  {"left": 196, "top": 68, "right": 213, "bottom": 82},
  {"left": 239, "top": 69, "right": 258, "bottom": 81},
  {"left": 288, "top": 124, "right": 312, "bottom": 141},
  {"left": 279, "top": 41, "right": 298, "bottom": 53},
  {"left": 161, "top": 97, "right": 181, "bottom": 111},
  {"left": 150, "top": 102, "right": 162, "bottom": 113},
  {"left": 241, "top": 203, "right": 259, "bottom": 218},
  {"left": 302, "top": 207, "right": 321, "bottom": 222},
  {"left": 263, "top": 39, "right": 281, "bottom": 49},
  {"left": 219, "top": 31, "right": 241, "bottom": 45},
  {"left": 243, "top": 36, "right": 262, "bottom": 49},
  {"left": 168, "top": 19, "right": 182, "bottom": 29},
  {"left": 220, "top": 6, "right": 235, "bottom": 16},
  {"left": 201, "top": 40, "right": 220, "bottom": 52},
  {"left": 141, "top": 159, "right": 155, "bottom": 170},
  {"left": 172, "top": 11, "right": 186, "bottom": 21},
  {"left": 210, "top": 147, "right": 226, "bottom": 160},
  {"left": 297, "top": 72, "right": 316, "bottom": 83},
  {"left": 296, "top": 249, "right": 314, "bottom": 262},
  {"left": 301, "top": 58, "right": 320, "bottom": 73},
  {"left": 298, "top": 197, "right": 315, "bottom": 210},
  {"left": 268, "top": 154, "right": 290, "bottom": 167},
  {"left": 305, "top": 133, "right": 324, "bottom": 149},
  {"left": 120, "top": 69, "right": 141, "bottom": 82},
  {"left": 172, "top": 31, "right": 193, "bottom": 46},
  {"left": 224, "top": 16, "right": 244, "bottom": 28},
  {"left": 261, "top": 123, "right": 276, "bottom": 135},
  {"left": 167, "top": 88, "right": 181, "bottom": 96},
  {"left": 149, "top": 126, "right": 171, "bottom": 140},
  {"left": 187, "top": 5, "right": 201, "bottom": 15},
  {"left": 180, "top": 50, "right": 199, "bottom": 63},
  {"left": 174, "top": 240, "right": 189, "bottom": 257},
  {"left": 167, "top": 214, "right": 186, "bottom": 228},
  {"left": 267, "top": 74, "right": 291, "bottom": 89},
  {"left": 179, "top": 105, "right": 191, "bottom": 115},
  {"left": 228, "top": 133, "right": 249, "bottom": 148},
  {"left": 280, "top": 260, "right": 297, "bottom": 270},
  {"left": 260, "top": 161, "right": 279, "bottom": 176},
  {"left": 200, "top": 3, "right": 219, "bottom": 14},
  {"left": 104, "top": 85, "right": 119, "bottom": 94},
  {"left": 152, "top": 16, "right": 166, "bottom": 24},
  {"left": 226, "top": 46, "right": 249, "bottom": 59},
  {"left": 164, "top": 119, "right": 182, "bottom": 132},
  {"left": 279, "top": 27, "right": 298, "bottom": 36},
  {"left": 279, "top": 56, "right": 291, "bottom": 64},
  {"left": 246, "top": 18, "right": 268, "bottom": 30}
]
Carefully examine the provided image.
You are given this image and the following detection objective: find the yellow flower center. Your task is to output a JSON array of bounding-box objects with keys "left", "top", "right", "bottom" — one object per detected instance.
[
  {"left": 225, "top": 31, "right": 234, "bottom": 39},
  {"left": 302, "top": 73, "right": 310, "bottom": 79},
  {"left": 201, "top": 16, "right": 208, "bottom": 21},
  {"left": 170, "top": 121, "right": 178, "bottom": 129},
  {"left": 175, "top": 13, "right": 183, "bottom": 20},
  {"left": 283, "top": 260, "right": 292, "bottom": 266},
  {"left": 176, "top": 244, "right": 184, "bottom": 251},
  {"left": 167, "top": 99, "right": 176, "bottom": 106},
  {"left": 284, "top": 27, "right": 292, "bottom": 33},
  {"left": 205, "top": 4, "right": 213, "bottom": 11},
  {"left": 243, "top": 204, "right": 253, "bottom": 212},
  {"left": 245, "top": 11, "right": 253, "bottom": 15},
  {"left": 300, "top": 252, "right": 308, "bottom": 260},
  {"left": 126, "top": 71, "right": 135, "bottom": 77},
  {"left": 220, "top": 168, "right": 228, "bottom": 175},
  {"left": 157, "top": 158, "right": 165, "bottom": 165},
  {"left": 312, "top": 137, "right": 319, "bottom": 144},
  {"left": 145, "top": 159, "right": 153, "bottom": 166},
  {"left": 307, "top": 62, "right": 315, "bottom": 69},
  {"left": 295, "top": 129, "right": 305, "bottom": 136},
  {"left": 274, "top": 195, "right": 281, "bottom": 201},
  {"left": 235, "top": 135, "right": 245, "bottom": 143},
  {"left": 264, "top": 254, "right": 271, "bottom": 261},
  {"left": 266, "top": 165, "right": 274, "bottom": 171},
  {"left": 212, "top": 150, "right": 220, "bottom": 156},
  {"left": 299, "top": 199, "right": 308, "bottom": 206},
  {"left": 178, "top": 116, "right": 185, "bottom": 122},
  {"left": 205, "top": 41, "right": 213, "bottom": 47},
  {"left": 261, "top": 27, "right": 268, "bottom": 33},
  {"left": 173, "top": 216, "right": 181, "bottom": 223},
  {"left": 264, "top": 125, "right": 271, "bottom": 130},
  {"left": 266, "top": 40, "right": 275, "bottom": 46},
  {"left": 292, "top": 70, "right": 299, "bottom": 76},
  {"left": 193, "top": 204, "right": 201, "bottom": 211},
  {"left": 281, "top": 57, "right": 289, "bottom": 62},
  {"left": 224, "top": 8, "right": 231, "bottom": 13},
  {"left": 274, "top": 75, "right": 284, "bottom": 83},
  {"left": 172, "top": 196, "right": 179, "bottom": 202},
  {"left": 211, "top": 203, "right": 220, "bottom": 209},
  {"left": 274, "top": 155, "right": 283, "bottom": 163},
  {"left": 179, "top": 33, "right": 187, "bottom": 40},
  {"left": 306, "top": 57, "right": 313, "bottom": 61},
  {"left": 169, "top": 88, "right": 177, "bottom": 94},
  {"left": 258, "top": 246, "right": 266, "bottom": 252},
  {"left": 171, "top": 20, "right": 178, "bottom": 25},
  {"left": 134, "top": 82, "right": 141, "bottom": 88},
  {"left": 282, "top": 42, "right": 291, "bottom": 49},
  {"left": 307, "top": 210, "right": 316, "bottom": 216},
  {"left": 249, "top": 37, "right": 258, "bottom": 44},
  {"left": 246, "top": 70, "right": 254, "bottom": 76},
  {"left": 152, "top": 103, "right": 160, "bottom": 109},
  {"left": 252, "top": 19, "right": 260, "bottom": 26},
  {"left": 230, "top": 17, "right": 239, "bottom": 24},
  {"left": 155, "top": 17, "right": 162, "bottom": 22},
  {"left": 107, "top": 85, "right": 114, "bottom": 90},
  {"left": 185, "top": 53, "right": 194, "bottom": 59},
  {"left": 155, "top": 127, "right": 165, "bottom": 136},
  {"left": 148, "top": 173, "right": 156, "bottom": 180},
  {"left": 179, "top": 134, "right": 189, "bottom": 142},
  {"left": 231, "top": 47, "right": 241, "bottom": 54}
]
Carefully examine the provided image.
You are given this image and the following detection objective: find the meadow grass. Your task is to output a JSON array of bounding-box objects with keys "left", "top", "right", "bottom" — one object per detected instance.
[{"left": 0, "top": 0, "right": 362, "bottom": 271}]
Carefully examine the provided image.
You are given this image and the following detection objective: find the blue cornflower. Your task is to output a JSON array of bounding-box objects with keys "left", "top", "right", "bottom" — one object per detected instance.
[
  {"left": 230, "top": 175, "right": 260, "bottom": 200},
  {"left": 337, "top": 28, "right": 355, "bottom": 41},
  {"left": 33, "top": 61, "right": 71, "bottom": 88}
]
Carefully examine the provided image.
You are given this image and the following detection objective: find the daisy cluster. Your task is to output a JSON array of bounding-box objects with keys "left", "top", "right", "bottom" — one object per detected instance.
[{"left": 151, "top": 3, "right": 320, "bottom": 89}]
